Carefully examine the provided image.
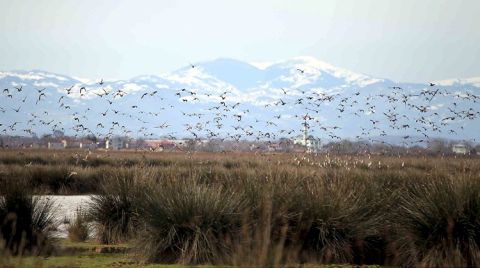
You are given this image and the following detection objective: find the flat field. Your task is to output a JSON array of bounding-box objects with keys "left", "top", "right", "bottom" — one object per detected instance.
[{"left": 1, "top": 149, "right": 479, "bottom": 267}]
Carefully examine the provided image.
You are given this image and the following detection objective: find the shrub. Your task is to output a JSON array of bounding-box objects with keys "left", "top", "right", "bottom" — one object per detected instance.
[
  {"left": 290, "top": 176, "right": 386, "bottom": 264},
  {"left": 67, "top": 207, "right": 90, "bottom": 242},
  {"left": 391, "top": 177, "right": 480, "bottom": 267},
  {"left": 137, "top": 179, "right": 244, "bottom": 264},
  {"left": 222, "top": 160, "right": 240, "bottom": 169},
  {"left": 0, "top": 180, "right": 57, "bottom": 256},
  {"left": 88, "top": 169, "right": 142, "bottom": 244},
  {"left": 236, "top": 172, "right": 387, "bottom": 266}
]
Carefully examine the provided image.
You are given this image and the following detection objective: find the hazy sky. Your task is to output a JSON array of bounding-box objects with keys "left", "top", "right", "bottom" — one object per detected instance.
[{"left": 0, "top": 0, "right": 479, "bottom": 82}]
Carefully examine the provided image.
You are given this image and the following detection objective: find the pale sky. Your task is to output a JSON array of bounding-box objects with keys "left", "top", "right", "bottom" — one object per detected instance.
[{"left": 0, "top": 0, "right": 479, "bottom": 82}]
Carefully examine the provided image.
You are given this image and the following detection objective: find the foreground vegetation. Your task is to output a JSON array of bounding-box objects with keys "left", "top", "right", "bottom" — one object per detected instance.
[
  {"left": 1, "top": 240, "right": 213, "bottom": 268},
  {"left": 1, "top": 149, "right": 480, "bottom": 266},
  {"left": 2, "top": 241, "right": 369, "bottom": 268}
]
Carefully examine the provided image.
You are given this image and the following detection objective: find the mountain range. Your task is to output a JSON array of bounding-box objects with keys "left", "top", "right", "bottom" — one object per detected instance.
[{"left": 1, "top": 56, "right": 479, "bottom": 143}]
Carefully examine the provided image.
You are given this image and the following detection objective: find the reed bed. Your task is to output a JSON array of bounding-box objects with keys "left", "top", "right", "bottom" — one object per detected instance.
[{"left": 1, "top": 149, "right": 480, "bottom": 266}]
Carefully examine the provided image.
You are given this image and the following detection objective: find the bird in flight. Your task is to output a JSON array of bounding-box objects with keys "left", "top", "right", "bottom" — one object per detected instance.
[
  {"left": 155, "top": 122, "right": 170, "bottom": 129},
  {"left": 65, "top": 86, "right": 74, "bottom": 95},
  {"left": 36, "top": 92, "right": 46, "bottom": 104}
]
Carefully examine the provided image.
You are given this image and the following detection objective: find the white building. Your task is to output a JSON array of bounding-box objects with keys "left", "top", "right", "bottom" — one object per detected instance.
[
  {"left": 80, "top": 141, "right": 97, "bottom": 150},
  {"left": 106, "top": 136, "right": 127, "bottom": 150},
  {"left": 452, "top": 144, "right": 468, "bottom": 154},
  {"left": 293, "top": 123, "right": 321, "bottom": 153},
  {"left": 48, "top": 140, "right": 66, "bottom": 149}
]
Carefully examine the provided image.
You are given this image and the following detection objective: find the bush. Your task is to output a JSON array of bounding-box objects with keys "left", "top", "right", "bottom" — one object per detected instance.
[
  {"left": 283, "top": 176, "right": 386, "bottom": 264},
  {"left": 233, "top": 172, "right": 386, "bottom": 266},
  {"left": 137, "top": 179, "right": 244, "bottom": 264},
  {"left": 0, "top": 180, "right": 58, "bottom": 256},
  {"left": 67, "top": 207, "right": 90, "bottom": 242},
  {"left": 222, "top": 160, "right": 240, "bottom": 169},
  {"left": 391, "top": 177, "right": 480, "bottom": 267},
  {"left": 88, "top": 169, "right": 142, "bottom": 244}
]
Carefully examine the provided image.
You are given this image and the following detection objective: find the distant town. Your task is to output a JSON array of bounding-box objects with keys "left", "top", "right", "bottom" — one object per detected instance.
[{"left": 1, "top": 130, "right": 479, "bottom": 156}]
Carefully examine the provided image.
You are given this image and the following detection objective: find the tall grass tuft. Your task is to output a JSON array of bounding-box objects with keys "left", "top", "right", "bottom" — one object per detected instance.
[
  {"left": 137, "top": 178, "right": 244, "bottom": 264},
  {"left": 286, "top": 176, "right": 386, "bottom": 264},
  {"left": 67, "top": 207, "right": 90, "bottom": 242},
  {"left": 0, "top": 180, "right": 57, "bottom": 256},
  {"left": 88, "top": 168, "right": 143, "bottom": 244},
  {"left": 391, "top": 177, "right": 480, "bottom": 267}
]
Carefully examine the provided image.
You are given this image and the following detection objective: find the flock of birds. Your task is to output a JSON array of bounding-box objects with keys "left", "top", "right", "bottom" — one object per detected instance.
[{"left": 1, "top": 65, "right": 480, "bottom": 148}]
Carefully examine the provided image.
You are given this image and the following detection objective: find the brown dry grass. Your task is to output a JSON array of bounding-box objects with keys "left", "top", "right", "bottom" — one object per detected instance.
[{"left": 1, "top": 149, "right": 480, "bottom": 266}]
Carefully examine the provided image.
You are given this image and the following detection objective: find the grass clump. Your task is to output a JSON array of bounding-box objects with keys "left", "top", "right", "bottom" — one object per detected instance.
[
  {"left": 391, "top": 177, "right": 480, "bottom": 267},
  {"left": 67, "top": 207, "right": 90, "bottom": 242},
  {"left": 137, "top": 179, "right": 244, "bottom": 264},
  {"left": 88, "top": 169, "right": 143, "bottom": 244},
  {"left": 285, "top": 177, "right": 386, "bottom": 265},
  {"left": 0, "top": 180, "right": 58, "bottom": 256}
]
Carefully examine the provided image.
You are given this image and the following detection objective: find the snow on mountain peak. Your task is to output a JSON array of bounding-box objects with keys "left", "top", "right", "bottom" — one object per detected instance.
[
  {"left": 272, "top": 56, "right": 383, "bottom": 87},
  {"left": 433, "top": 77, "right": 480, "bottom": 88},
  {"left": 162, "top": 65, "right": 234, "bottom": 92},
  {"left": 0, "top": 71, "right": 52, "bottom": 81}
]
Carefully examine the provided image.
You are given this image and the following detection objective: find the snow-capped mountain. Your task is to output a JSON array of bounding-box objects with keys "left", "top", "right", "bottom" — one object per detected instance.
[{"left": 1, "top": 57, "right": 479, "bottom": 143}]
